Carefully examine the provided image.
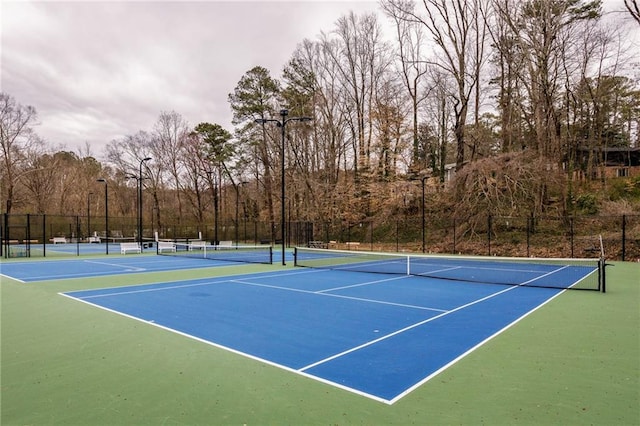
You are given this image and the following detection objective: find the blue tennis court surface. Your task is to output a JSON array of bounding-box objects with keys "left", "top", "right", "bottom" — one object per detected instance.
[
  {"left": 4, "top": 242, "right": 145, "bottom": 255},
  {"left": 0, "top": 255, "right": 243, "bottom": 282},
  {"left": 61, "top": 268, "right": 577, "bottom": 403}
]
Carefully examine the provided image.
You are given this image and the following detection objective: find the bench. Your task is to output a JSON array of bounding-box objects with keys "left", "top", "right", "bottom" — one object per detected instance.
[
  {"left": 51, "top": 237, "right": 67, "bottom": 244},
  {"left": 218, "top": 240, "right": 233, "bottom": 247},
  {"left": 345, "top": 241, "right": 360, "bottom": 249},
  {"left": 583, "top": 247, "right": 601, "bottom": 256},
  {"left": 22, "top": 239, "right": 38, "bottom": 244},
  {"left": 120, "top": 242, "right": 141, "bottom": 254},
  {"left": 188, "top": 240, "right": 206, "bottom": 250},
  {"left": 157, "top": 241, "right": 176, "bottom": 253},
  {"left": 308, "top": 241, "right": 328, "bottom": 249},
  {"left": 88, "top": 236, "right": 101, "bottom": 243}
]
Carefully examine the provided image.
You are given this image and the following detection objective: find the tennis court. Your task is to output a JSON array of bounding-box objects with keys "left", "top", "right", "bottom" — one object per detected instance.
[
  {"left": 0, "top": 255, "right": 247, "bottom": 282},
  {"left": 2, "top": 247, "right": 637, "bottom": 424},
  {"left": 0, "top": 244, "right": 273, "bottom": 282},
  {"left": 4, "top": 241, "right": 147, "bottom": 257},
  {"left": 57, "top": 249, "right": 600, "bottom": 403}
]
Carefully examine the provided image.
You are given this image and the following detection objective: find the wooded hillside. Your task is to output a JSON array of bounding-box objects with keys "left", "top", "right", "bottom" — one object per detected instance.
[{"left": 2, "top": 0, "right": 639, "bottom": 233}]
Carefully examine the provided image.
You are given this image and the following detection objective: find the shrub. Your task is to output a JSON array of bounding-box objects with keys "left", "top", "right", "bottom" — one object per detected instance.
[{"left": 575, "top": 193, "right": 599, "bottom": 215}]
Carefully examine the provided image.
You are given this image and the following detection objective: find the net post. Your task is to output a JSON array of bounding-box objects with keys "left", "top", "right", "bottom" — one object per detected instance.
[
  {"left": 406, "top": 255, "right": 410, "bottom": 275},
  {"left": 600, "top": 257, "right": 607, "bottom": 293},
  {"left": 599, "top": 234, "right": 606, "bottom": 293},
  {"left": 293, "top": 247, "right": 298, "bottom": 266}
]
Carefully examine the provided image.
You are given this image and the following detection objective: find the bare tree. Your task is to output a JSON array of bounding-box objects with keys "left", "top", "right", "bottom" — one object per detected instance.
[
  {"left": 0, "top": 93, "right": 40, "bottom": 213},
  {"left": 285, "top": 39, "right": 354, "bottom": 223},
  {"left": 104, "top": 131, "right": 159, "bottom": 222},
  {"left": 422, "top": 68, "right": 456, "bottom": 182},
  {"left": 625, "top": 0, "right": 640, "bottom": 24},
  {"left": 153, "top": 111, "right": 189, "bottom": 225},
  {"left": 180, "top": 132, "right": 209, "bottom": 226},
  {"left": 383, "top": 0, "right": 486, "bottom": 171},
  {"left": 492, "top": 0, "right": 602, "bottom": 159},
  {"left": 382, "top": 0, "right": 432, "bottom": 174},
  {"left": 371, "top": 77, "right": 409, "bottom": 180},
  {"left": 486, "top": 0, "right": 527, "bottom": 152},
  {"left": 323, "top": 11, "right": 392, "bottom": 216}
]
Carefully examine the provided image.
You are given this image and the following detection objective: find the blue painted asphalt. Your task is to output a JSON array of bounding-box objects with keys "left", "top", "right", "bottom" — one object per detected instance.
[{"left": 62, "top": 268, "right": 567, "bottom": 403}]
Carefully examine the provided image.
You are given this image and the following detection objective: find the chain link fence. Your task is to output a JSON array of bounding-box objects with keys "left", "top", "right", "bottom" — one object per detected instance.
[
  {"left": 314, "top": 214, "right": 639, "bottom": 261},
  {"left": 2, "top": 213, "right": 638, "bottom": 261}
]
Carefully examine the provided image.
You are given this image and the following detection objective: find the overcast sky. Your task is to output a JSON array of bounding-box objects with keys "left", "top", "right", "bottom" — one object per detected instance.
[
  {"left": 1, "top": 0, "right": 381, "bottom": 157},
  {"left": 2, "top": 0, "right": 638, "bottom": 159}
]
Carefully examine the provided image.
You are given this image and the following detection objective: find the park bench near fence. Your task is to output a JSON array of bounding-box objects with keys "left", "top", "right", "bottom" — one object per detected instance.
[{"left": 120, "top": 242, "right": 141, "bottom": 254}]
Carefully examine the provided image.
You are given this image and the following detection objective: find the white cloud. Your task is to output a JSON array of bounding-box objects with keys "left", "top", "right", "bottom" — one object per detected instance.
[
  {"left": 3, "top": 0, "right": 635, "bottom": 159},
  {"left": 1, "top": 0, "right": 380, "bottom": 157}
]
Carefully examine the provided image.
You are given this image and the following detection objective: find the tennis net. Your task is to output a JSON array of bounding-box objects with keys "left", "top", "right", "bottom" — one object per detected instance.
[
  {"left": 158, "top": 241, "right": 273, "bottom": 264},
  {"left": 294, "top": 247, "right": 604, "bottom": 291}
]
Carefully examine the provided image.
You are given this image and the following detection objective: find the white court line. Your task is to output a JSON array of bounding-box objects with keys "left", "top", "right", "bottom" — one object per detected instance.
[
  {"left": 415, "top": 265, "right": 463, "bottom": 275},
  {"left": 75, "top": 280, "right": 234, "bottom": 299},
  {"left": 61, "top": 264, "right": 575, "bottom": 404},
  {"left": 231, "top": 277, "right": 448, "bottom": 313},
  {"left": 17, "top": 270, "right": 140, "bottom": 281},
  {"left": 83, "top": 260, "right": 146, "bottom": 272},
  {"left": 58, "top": 291, "right": 393, "bottom": 404},
  {"left": 298, "top": 265, "right": 572, "bottom": 373},
  {"left": 316, "top": 275, "right": 413, "bottom": 293},
  {"left": 298, "top": 285, "right": 517, "bottom": 372},
  {"left": 68, "top": 269, "right": 320, "bottom": 298},
  {"left": 0, "top": 273, "right": 26, "bottom": 283}
]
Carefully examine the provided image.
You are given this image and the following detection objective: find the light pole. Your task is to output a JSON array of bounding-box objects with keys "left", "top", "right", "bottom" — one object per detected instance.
[
  {"left": 87, "top": 192, "right": 93, "bottom": 240},
  {"left": 138, "top": 157, "right": 152, "bottom": 246},
  {"left": 205, "top": 170, "right": 219, "bottom": 245},
  {"left": 255, "top": 109, "right": 312, "bottom": 265},
  {"left": 234, "top": 181, "right": 248, "bottom": 246},
  {"left": 96, "top": 179, "right": 108, "bottom": 254},
  {"left": 126, "top": 173, "right": 140, "bottom": 239}
]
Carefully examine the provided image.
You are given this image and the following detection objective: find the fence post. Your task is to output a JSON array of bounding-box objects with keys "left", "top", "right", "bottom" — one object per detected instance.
[
  {"left": 26, "top": 214, "right": 31, "bottom": 257},
  {"left": 621, "top": 214, "right": 626, "bottom": 261},
  {"left": 396, "top": 220, "right": 399, "bottom": 252},
  {"left": 453, "top": 219, "right": 456, "bottom": 254},
  {"left": 526, "top": 215, "right": 531, "bottom": 257},
  {"left": 43, "top": 214, "right": 47, "bottom": 257},
  {"left": 570, "top": 217, "right": 574, "bottom": 258},
  {"left": 530, "top": 212, "right": 535, "bottom": 234},
  {"left": 76, "top": 215, "right": 80, "bottom": 256},
  {"left": 488, "top": 215, "right": 492, "bottom": 256},
  {"left": 369, "top": 221, "right": 373, "bottom": 251},
  {"left": 0, "top": 213, "right": 4, "bottom": 258}
]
